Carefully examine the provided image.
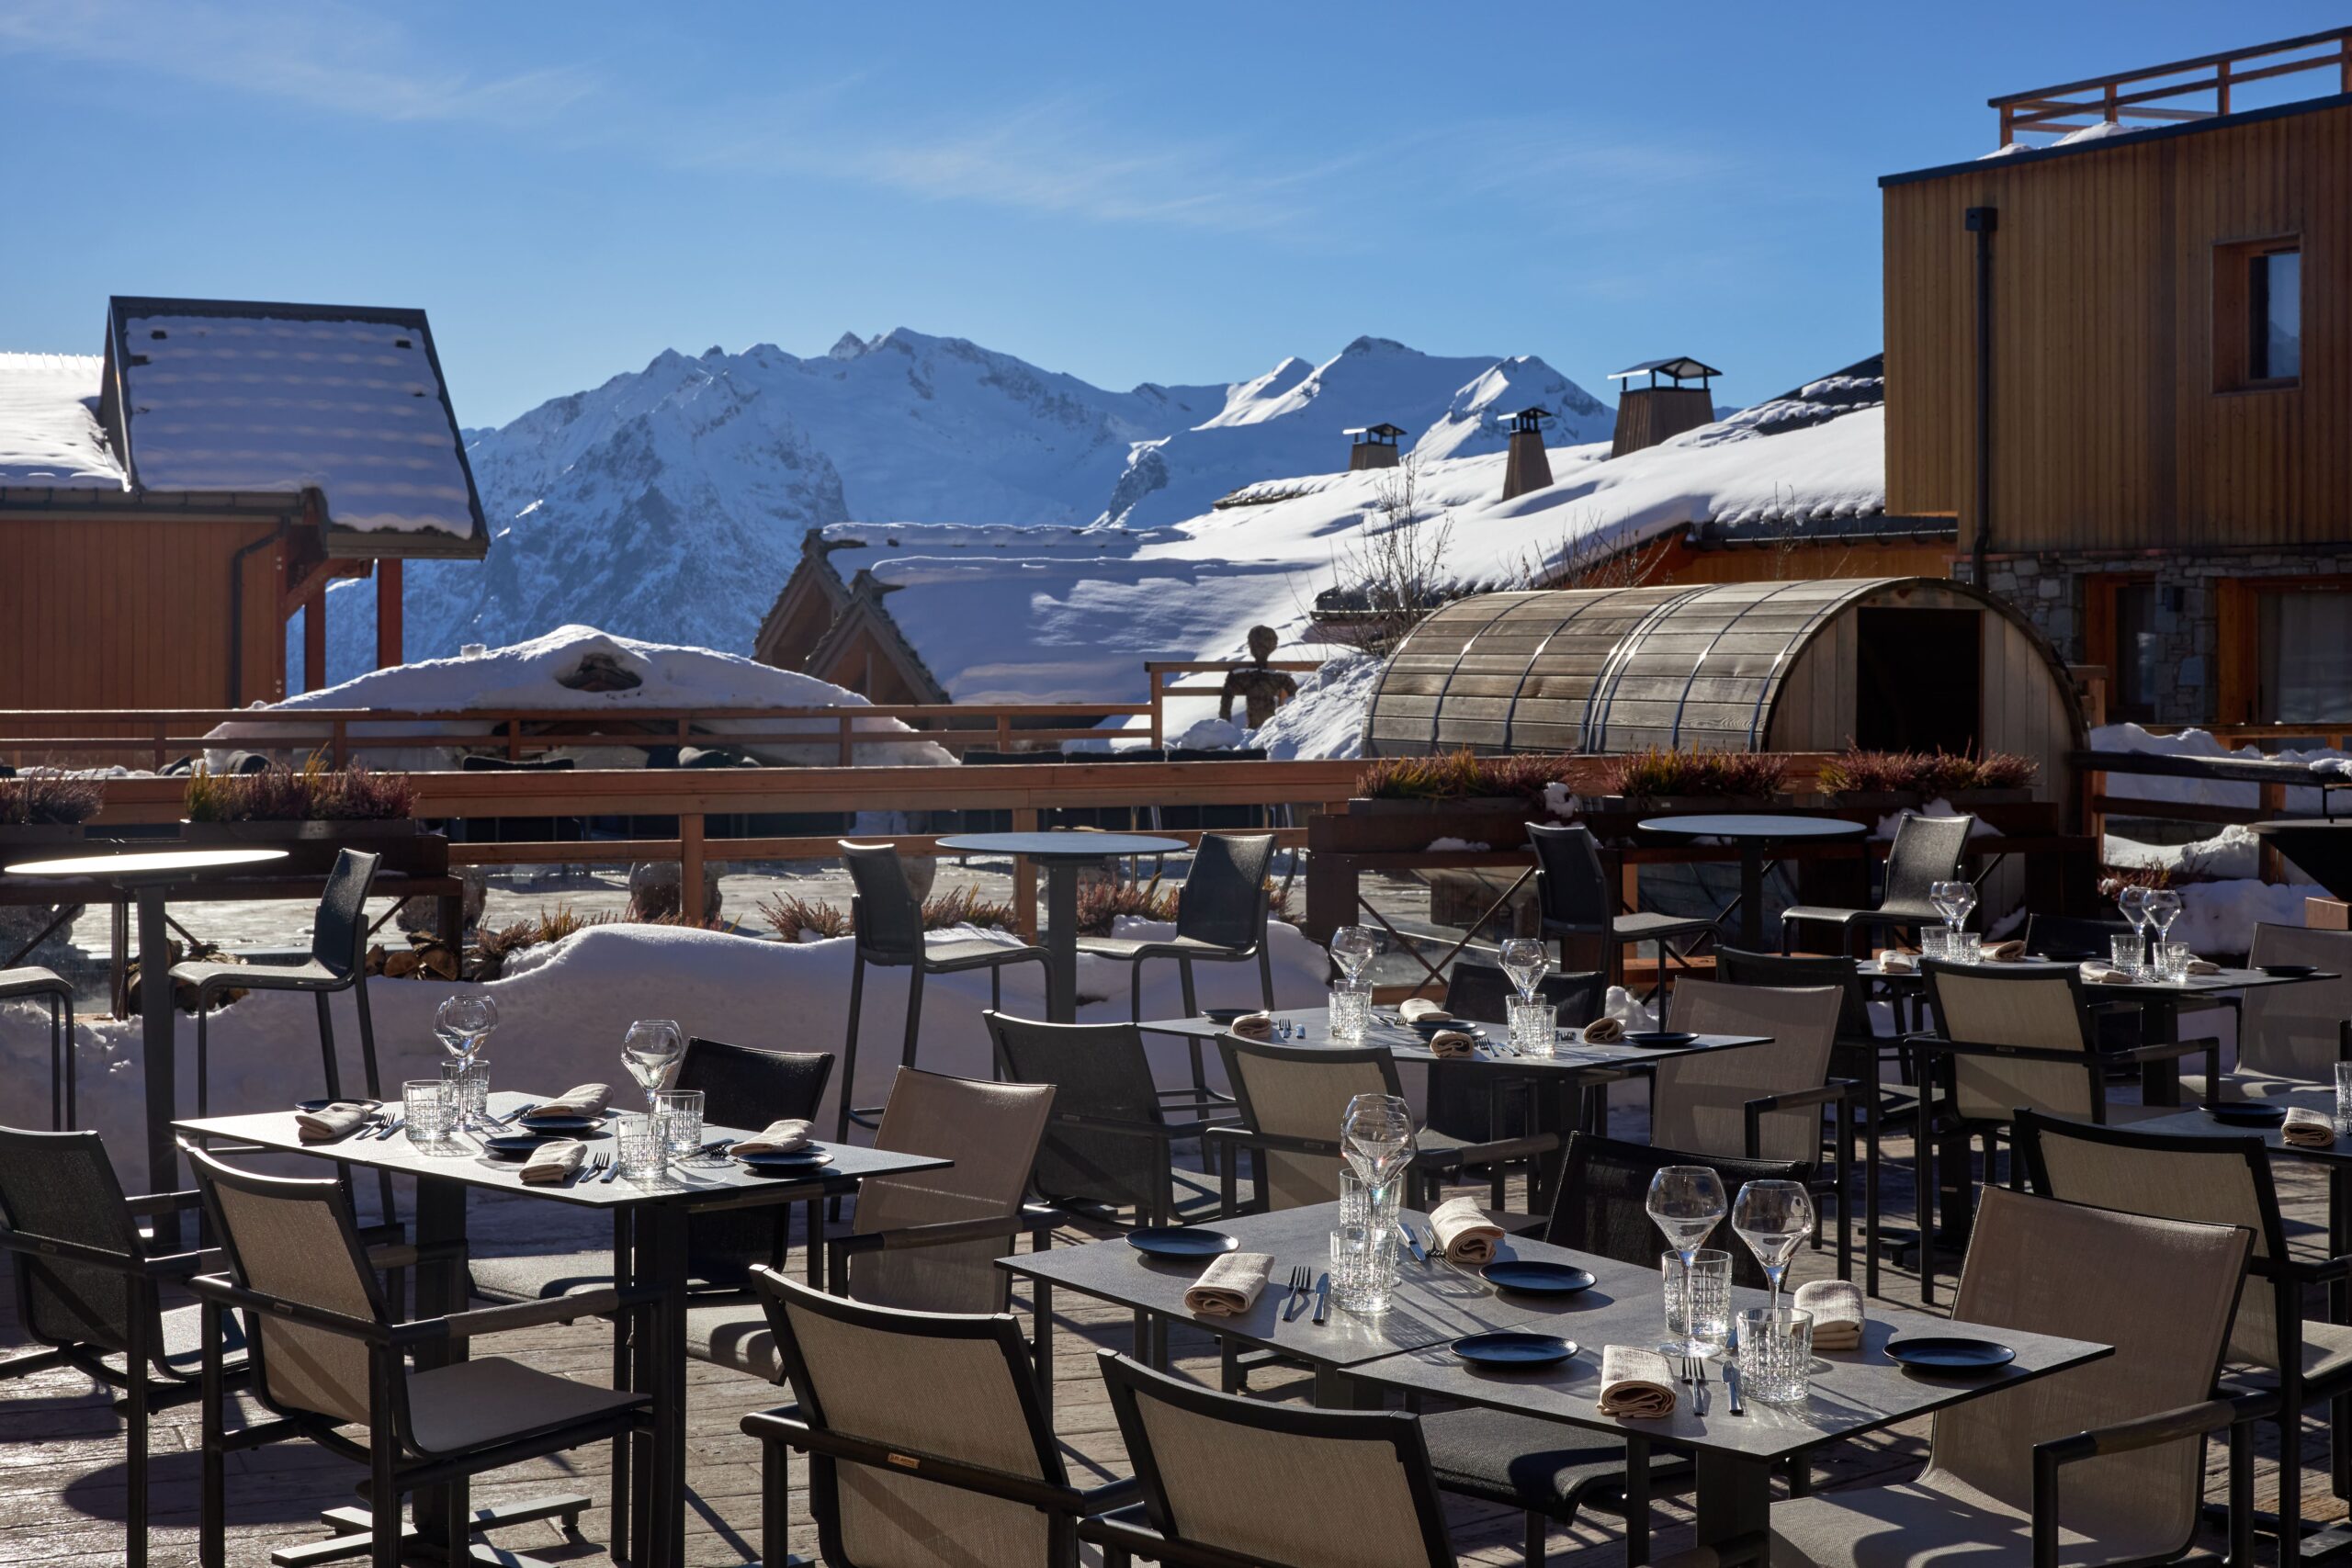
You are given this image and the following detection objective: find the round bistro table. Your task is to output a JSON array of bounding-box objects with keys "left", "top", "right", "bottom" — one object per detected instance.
[
  {"left": 1637, "top": 814, "right": 1865, "bottom": 952},
  {"left": 935, "top": 831, "right": 1187, "bottom": 1021}
]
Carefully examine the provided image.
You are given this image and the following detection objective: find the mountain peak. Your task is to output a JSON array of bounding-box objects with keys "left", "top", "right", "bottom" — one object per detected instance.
[{"left": 827, "top": 332, "right": 868, "bottom": 361}]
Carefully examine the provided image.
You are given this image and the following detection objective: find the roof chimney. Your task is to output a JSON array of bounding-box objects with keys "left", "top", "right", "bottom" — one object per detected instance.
[
  {"left": 1498, "top": 406, "right": 1555, "bottom": 500},
  {"left": 1345, "top": 422, "right": 1406, "bottom": 471},
  {"left": 1606, "top": 356, "right": 1721, "bottom": 457}
]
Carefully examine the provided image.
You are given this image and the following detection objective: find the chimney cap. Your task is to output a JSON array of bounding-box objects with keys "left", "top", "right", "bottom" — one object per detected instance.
[
  {"left": 1607, "top": 356, "right": 1721, "bottom": 387},
  {"left": 1344, "top": 422, "right": 1408, "bottom": 440},
  {"left": 1501, "top": 405, "right": 1554, "bottom": 431}
]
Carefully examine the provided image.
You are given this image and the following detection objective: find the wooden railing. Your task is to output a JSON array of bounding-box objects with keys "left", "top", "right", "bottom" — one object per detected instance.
[
  {"left": 1994, "top": 27, "right": 2352, "bottom": 144},
  {"left": 1142, "top": 660, "right": 1327, "bottom": 748},
  {"left": 2076, "top": 747, "right": 2352, "bottom": 884}
]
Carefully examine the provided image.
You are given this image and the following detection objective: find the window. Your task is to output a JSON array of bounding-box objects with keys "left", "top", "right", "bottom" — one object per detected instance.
[
  {"left": 2259, "top": 589, "right": 2352, "bottom": 722},
  {"left": 2249, "top": 249, "right": 2301, "bottom": 383},
  {"left": 2109, "top": 582, "right": 2163, "bottom": 723}
]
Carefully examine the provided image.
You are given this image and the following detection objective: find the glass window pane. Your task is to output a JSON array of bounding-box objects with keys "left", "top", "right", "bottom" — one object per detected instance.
[
  {"left": 2253, "top": 250, "right": 2301, "bottom": 381},
  {"left": 2260, "top": 591, "right": 2352, "bottom": 722},
  {"left": 2111, "top": 583, "right": 2160, "bottom": 722}
]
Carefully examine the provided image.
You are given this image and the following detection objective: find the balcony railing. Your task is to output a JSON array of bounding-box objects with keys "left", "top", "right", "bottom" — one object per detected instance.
[{"left": 1992, "top": 27, "right": 2352, "bottom": 145}]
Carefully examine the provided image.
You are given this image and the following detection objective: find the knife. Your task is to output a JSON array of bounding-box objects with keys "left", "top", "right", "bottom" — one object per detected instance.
[
  {"left": 600, "top": 1152, "right": 625, "bottom": 1183},
  {"left": 1397, "top": 1222, "right": 1428, "bottom": 1265},
  {"left": 1725, "top": 1365, "right": 1745, "bottom": 1416},
  {"left": 1311, "top": 1271, "right": 1330, "bottom": 1325},
  {"left": 375, "top": 1117, "right": 405, "bottom": 1141}
]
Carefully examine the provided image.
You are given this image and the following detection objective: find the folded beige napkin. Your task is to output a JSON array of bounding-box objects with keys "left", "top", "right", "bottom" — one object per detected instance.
[
  {"left": 1580, "top": 1015, "right": 1624, "bottom": 1043},
  {"left": 1428, "top": 1029, "right": 1476, "bottom": 1058},
  {"left": 1874, "top": 950, "right": 1918, "bottom": 975},
  {"left": 731, "top": 1118, "right": 815, "bottom": 1155},
  {"left": 1598, "top": 1346, "right": 1677, "bottom": 1418},
  {"left": 2187, "top": 957, "right": 2222, "bottom": 976},
  {"left": 1983, "top": 940, "right": 2027, "bottom": 963},
  {"left": 1430, "top": 1196, "right": 1503, "bottom": 1265},
  {"left": 1398, "top": 998, "right": 1453, "bottom": 1024},
  {"left": 1793, "top": 1279, "right": 1866, "bottom": 1351},
  {"left": 2080, "top": 964, "right": 2135, "bottom": 985},
  {"left": 524, "top": 1084, "right": 612, "bottom": 1121},
  {"left": 519, "top": 1139, "right": 587, "bottom": 1184},
  {"left": 296, "top": 1101, "right": 375, "bottom": 1143},
  {"left": 1183, "top": 1252, "right": 1272, "bottom": 1316},
  {"left": 2284, "top": 1107, "right": 2337, "bottom": 1148},
  {"left": 1230, "top": 1011, "right": 1274, "bottom": 1040}
]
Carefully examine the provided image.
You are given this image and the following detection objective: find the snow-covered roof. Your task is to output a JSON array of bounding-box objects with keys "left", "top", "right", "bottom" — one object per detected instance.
[
  {"left": 0, "top": 353, "right": 126, "bottom": 488},
  {"left": 103, "top": 297, "right": 487, "bottom": 548}
]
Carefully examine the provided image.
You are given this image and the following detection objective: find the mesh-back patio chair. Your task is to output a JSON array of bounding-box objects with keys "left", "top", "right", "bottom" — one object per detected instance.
[
  {"left": 2016, "top": 1108, "right": 2352, "bottom": 1550},
  {"left": 1660, "top": 978, "right": 1871, "bottom": 1287},
  {"left": 1664, "top": 1187, "right": 2266, "bottom": 1568},
  {"left": 1713, "top": 945, "right": 1891, "bottom": 1077},
  {"left": 1425, "top": 958, "right": 1605, "bottom": 1146},
  {"left": 2024, "top": 914, "right": 2236, "bottom": 1079},
  {"left": 0, "top": 1127, "right": 251, "bottom": 1568},
  {"left": 2212, "top": 922, "right": 2352, "bottom": 1096},
  {"left": 1085, "top": 1350, "right": 1459, "bottom": 1568},
  {"left": 1527, "top": 822, "right": 1714, "bottom": 997},
  {"left": 986, "top": 1010, "right": 1245, "bottom": 1227},
  {"left": 0, "top": 966, "right": 75, "bottom": 1128},
  {"left": 739, "top": 1268, "right": 1131, "bottom": 1568},
  {"left": 1206, "top": 1036, "right": 1556, "bottom": 1213},
  {"left": 837, "top": 840, "right": 1054, "bottom": 1142},
  {"left": 471, "top": 1037, "right": 834, "bottom": 1305},
  {"left": 1075, "top": 831, "right": 1278, "bottom": 1021},
  {"left": 1418, "top": 1131, "right": 1815, "bottom": 1567},
  {"left": 1778, "top": 811, "right": 1973, "bottom": 954},
  {"left": 187, "top": 1147, "right": 650, "bottom": 1568}
]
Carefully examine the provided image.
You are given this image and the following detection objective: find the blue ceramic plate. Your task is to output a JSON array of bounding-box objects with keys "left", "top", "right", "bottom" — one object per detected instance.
[
  {"left": 1481, "top": 1260, "right": 1597, "bottom": 1296},
  {"left": 514, "top": 1113, "right": 604, "bottom": 1135},
  {"left": 1408, "top": 1018, "right": 1483, "bottom": 1038},
  {"left": 1126, "top": 1226, "right": 1240, "bottom": 1260},
  {"left": 738, "top": 1148, "right": 834, "bottom": 1175},
  {"left": 1885, "top": 1336, "right": 2015, "bottom": 1373},
  {"left": 2261, "top": 963, "right": 2320, "bottom": 978},
  {"left": 2205, "top": 1102, "right": 2289, "bottom": 1128},
  {"left": 1623, "top": 1030, "right": 1700, "bottom": 1049},
  {"left": 481, "top": 1134, "right": 541, "bottom": 1161},
  {"left": 297, "top": 1098, "right": 378, "bottom": 1114},
  {"left": 1202, "top": 1007, "right": 1253, "bottom": 1024},
  {"left": 1453, "top": 1332, "right": 1577, "bottom": 1370}
]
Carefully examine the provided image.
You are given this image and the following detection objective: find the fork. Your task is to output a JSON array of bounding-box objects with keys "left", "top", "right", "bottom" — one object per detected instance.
[
  {"left": 576, "top": 1153, "right": 610, "bottom": 1186},
  {"left": 1283, "top": 1264, "right": 1312, "bottom": 1321}
]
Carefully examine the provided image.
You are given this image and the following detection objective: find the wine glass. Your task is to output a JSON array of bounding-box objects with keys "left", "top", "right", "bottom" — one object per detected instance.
[
  {"left": 1340, "top": 1092, "right": 1416, "bottom": 1213},
  {"left": 1731, "top": 1179, "right": 1815, "bottom": 1318},
  {"left": 2116, "top": 883, "right": 2150, "bottom": 939},
  {"left": 1646, "top": 1165, "right": 1729, "bottom": 1359},
  {"left": 1329, "top": 926, "right": 1376, "bottom": 985},
  {"left": 2143, "top": 887, "right": 2182, "bottom": 945},
  {"left": 621, "top": 1018, "right": 684, "bottom": 1111},
  {"left": 433, "top": 995, "right": 497, "bottom": 1128},
  {"left": 1498, "top": 937, "right": 1549, "bottom": 1003},
  {"left": 1929, "top": 879, "right": 1977, "bottom": 934}
]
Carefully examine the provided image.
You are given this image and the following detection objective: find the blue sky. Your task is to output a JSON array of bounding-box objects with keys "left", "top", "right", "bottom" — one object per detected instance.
[{"left": 2, "top": 2, "right": 2340, "bottom": 425}]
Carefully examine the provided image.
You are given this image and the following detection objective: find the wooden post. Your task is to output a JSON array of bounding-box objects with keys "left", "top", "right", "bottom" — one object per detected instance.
[
  {"left": 2258, "top": 782, "right": 2287, "bottom": 885},
  {"left": 997, "top": 715, "right": 1012, "bottom": 753},
  {"left": 151, "top": 719, "right": 167, "bottom": 773},
  {"left": 1148, "top": 669, "right": 1164, "bottom": 750},
  {"left": 1012, "top": 807, "right": 1039, "bottom": 942},
  {"left": 837, "top": 713, "right": 854, "bottom": 767},
  {"left": 680, "top": 813, "right": 706, "bottom": 920},
  {"left": 302, "top": 583, "right": 326, "bottom": 694},
  {"left": 375, "top": 558, "right": 403, "bottom": 669}
]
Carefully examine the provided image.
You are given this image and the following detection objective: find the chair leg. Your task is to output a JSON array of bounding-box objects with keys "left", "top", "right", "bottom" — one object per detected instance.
[
  {"left": 199, "top": 1306, "right": 226, "bottom": 1568},
  {"left": 1178, "top": 956, "right": 1199, "bottom": 1019},
  {"left": 48, "top": 997, "right": 61, "bottom": 1131},
  {"left": 351, "top": 979, "right": 398, "bottom": 1228},
  {"left": 444, "top": 1472, "right": 471, "bottom": 1564},
  {"left": 314, "top": 990, "right": 345, "bottom": 1100},
  {"left": 61, "top": 992, "right": 74, "bottom": 1131},
  {"left": 762, "top": 1439, "right": 789, "bottom": 1568},
  {"left": 837, "top": 953, "right": 865, "bottom": 1145},
  {"left": 1129, "top": 956, "right": 1146, "bottom": 1023},
  {"left": 1524, "top": 1510, "right": 1546, "bottom": 1567},
  {"left": 194, "top": 995, "right": 210, "bottom": 1119},
  {"left": 900, "top": 963, "right": 926, "bottom": 1071},
  {"left": 125, "top": 1309, "right": 149, "bottom": 1568},
  {"left": 1256, "top": 942, "right": 1275, "bottom": 1011}
]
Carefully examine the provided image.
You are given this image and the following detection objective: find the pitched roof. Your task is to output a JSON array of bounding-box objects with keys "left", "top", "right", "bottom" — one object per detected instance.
[{"left": 0, "top": 354, "right": 125, "bottom": 488}]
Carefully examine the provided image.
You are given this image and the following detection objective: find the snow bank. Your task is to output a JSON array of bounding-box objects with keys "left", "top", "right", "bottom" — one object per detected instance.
[
  {"left": 2091, "top": 722, "right": 2344, "bottom": 814},
  {"left": 1248, "top": 650, "right": 1383, "bottom": 761},
  {"left": 208, "top": 626, "right": 956, "bottom": 770},
  {"left": 5, "top": 919, "right": 1331, "bottom": 1166}
]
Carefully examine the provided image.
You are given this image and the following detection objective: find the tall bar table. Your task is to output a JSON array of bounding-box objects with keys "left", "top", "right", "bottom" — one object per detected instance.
[{"left": 937, "top": 830, "right": 1186, "bottom": 1020}]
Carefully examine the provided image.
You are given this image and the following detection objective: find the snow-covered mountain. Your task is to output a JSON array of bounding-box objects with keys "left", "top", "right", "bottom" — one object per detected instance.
[{"left": 312, "top": 330, "right": 1610, "bottom": 685}]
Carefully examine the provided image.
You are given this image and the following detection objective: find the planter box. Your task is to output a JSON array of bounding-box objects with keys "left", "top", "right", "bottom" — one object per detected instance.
[
  {"left": 1346, "top": 795, "right": 1535, "bottom": 816},
  {"left": 179, "top": 818, "right": 449, "bottom": 878},
  {"left": 1820, "top": 788, "right": 2036, "bottom": 814},
  {"left": 1313, "top": 801, "right": 1538, "bottom": 856}
]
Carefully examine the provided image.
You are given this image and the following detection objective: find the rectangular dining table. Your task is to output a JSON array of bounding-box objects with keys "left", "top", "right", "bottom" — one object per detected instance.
[
  {"left": 175, "top": 1091, "right": 950, "bottom": 1568},
  {"left": 1002, "top": 1202, "right": 2109, "bottom": 1558}
]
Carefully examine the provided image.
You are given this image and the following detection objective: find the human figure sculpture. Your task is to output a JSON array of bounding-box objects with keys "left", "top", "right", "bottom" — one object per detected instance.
[{"left": 1218, "top": 626, "right": 1299, "bottom": 730}]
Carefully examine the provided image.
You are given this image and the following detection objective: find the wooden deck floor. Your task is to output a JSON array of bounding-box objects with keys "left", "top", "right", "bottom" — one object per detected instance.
[{"left": 0, "top": 1119, "right": 2339, "bottom": 1567}]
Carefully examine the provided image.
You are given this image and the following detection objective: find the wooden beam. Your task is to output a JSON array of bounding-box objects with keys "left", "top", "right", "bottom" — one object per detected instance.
[
  {"left": 301, "top": 582, "right": 325, "bottom": 696},
  {"left": 375, "top": 558, "right": 402, "bottom": 669}
]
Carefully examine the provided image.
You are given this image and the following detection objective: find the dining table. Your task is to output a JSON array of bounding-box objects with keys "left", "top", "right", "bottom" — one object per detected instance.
[
  {"left": 10, "top": 844, "right": 288, "bottom": 1247},
  {"left": 175, "top": 1090, "right": 951, "bottom": 1568},
  {"left": 1637, "top": 813, "right": 1866, "bottom": 951},
  {"left": 936, "top": 829, "right": 1187, "bottom": 1021},
  {"left": 999, "top": 1201, "right": 2108, "bottom": 1559}
]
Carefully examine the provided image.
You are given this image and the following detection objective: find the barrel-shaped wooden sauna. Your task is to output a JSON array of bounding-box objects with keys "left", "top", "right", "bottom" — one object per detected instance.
[{"left": 1362, "top": 578, "right": 2082, "bottom": 804}]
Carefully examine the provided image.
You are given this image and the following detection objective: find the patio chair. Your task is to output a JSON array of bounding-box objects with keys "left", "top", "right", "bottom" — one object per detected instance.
[
  {"left": 186, "top": 1147, "right": 651, "bottom": 1568},
  {"left": 470, "top": 1036, "right": 834, "bottom": 1304},
  {"left": 1659, "top": 978, "right": 1871, "bottom": 1288},
  {"left": 2016, "top": 1108, "right": 2352, "bottom": 1551},
  {"left": 1713, "top": 944, "right": 1900, "bottom": 1082},
  {"left": 0, "top": 965, "right": 75, "bottom": 1128},
  {"left": 1425, "top": 957, "right": 1605, "bottom": 1147},
  {"left": 1084, "top": 1349, "right": 1459, "bottom": 1568},
  {"left": 1657, "top": 1187, "right": 2267, "bottom": 1568},
  {"left": 1778, "top": 810, "right": 1973, "bottom": 954},
  {"left": 1206, "top": 1035, "right": 1556, "bottom": 1213},
  {"left": 1526, "top": 822, "right": 1714, "bottom": 996},
  {"left": 1074, "top": 830, "right": 1279, "bottom": 1021},
  {"left": 837, "top": 840, "right": 1054, "bottom": 1142},
  {"left": 1908, "top": 958, "right": 2216, "bottom": 1303},
  {"left": 0, "top": 1127, "right": 253, "bottom": 1568},
  {"left": 738, "top": 1268, "right": 1132, "bottom": 1568},
  {"left": 1419, "top": 1132, "right": 1808, "bottom": 1565},
  {"left": 2024, "top": 912, "right": 2235, "bottom": 1075},
  {"left": 2195, "top": 921, "right": 2352, "bottom": 1100},
  {"left": 985, "top": 1010, "right": 1247, "bottom": 1227}
]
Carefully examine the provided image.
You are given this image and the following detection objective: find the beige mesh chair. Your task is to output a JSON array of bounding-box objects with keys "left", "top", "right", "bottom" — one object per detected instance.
[
  {"left": 740, "top": 1268, "right": 1132, "bottom": 1568},
  {"left": 2018, "top": 1109, "right": 2352, "bottom": 1551},
  {"left": 1658, "top": 979, "right": 1873, "bottom": 1286},
  {"left": 1206, "top": 1035, "right": 1556, "bottom": 1213},
  {"left": 1911, "top": 959, "right": 2217, "bottom": 1303},
  {"left": 1663, "top": 1187, "right": 2269, "bottom": 1568},
  {"left": 186, "top": 1148, "right": 653, "bottom": 1568},
  {"left": 2194, "top": 922, "right": 2352, "bottom": 1100},
  {"left": 1085, "top": 1349, "right": 1459, "bottom": 1568}
]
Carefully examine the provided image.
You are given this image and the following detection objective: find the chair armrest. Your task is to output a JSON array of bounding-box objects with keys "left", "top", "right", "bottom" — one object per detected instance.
[
  {"left": 404, "top": 1283, "right": 663, "bottom": 1343},
  {"left": 1438, "top": 1133, "right": 1561, "bottom": 1168},
  {"left": 187, "top": 1270, "right": 396, "bottom": 1342},
  {"left": 2114, "top": 1038, "right": 2214, "bottom": 1066},
  {"left": 1049, "top": 1111, "right": 1176, "bottom": 1142},
  {"left": 1905, "top": 1037, "right": 2105, "bottom": 1066},
  {"left": 743, "top": 1404, "right": 1102, "bottom": 1516},
  {"left": 141, "top": 1246, "right": 230, "bottom": 1280},
  {"left": 125, "top": 1190, "right": 206, "bottom": 1217},
  {"left": 1743, "top": 1079, "right": 1857, "bottom": 1117},
  {"left": 1204, "top": 1125, "right": 1340, "bottom": 1160},
  {"left": 2030, "top": 1392, "right": 2272, "bottom": 1568},
  {"left": 836, "top": 1214, "right": 1034, "bottom": 1255},
  {"left": 2253, "top": 1250, "right": 2352, "bottom": 1285}
]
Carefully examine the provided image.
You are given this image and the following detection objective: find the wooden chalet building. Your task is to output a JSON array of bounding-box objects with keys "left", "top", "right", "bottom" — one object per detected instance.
[
  {"left": 0, "top": 296, "right": 488, "bottom": 709},
  {"left": 753, "top": 532, "right": 951, "bottom": 705}
]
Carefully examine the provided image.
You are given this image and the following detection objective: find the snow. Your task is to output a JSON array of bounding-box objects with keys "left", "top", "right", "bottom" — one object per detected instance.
[
  {"left": 0, "top": 353, "right": 124, "bottom": 488},
  {"left": 1, "top": 918, "right": 1332, "bottom": 1168},
  {"left": 119, "top": 311, "right": 481, "bottom": 538},
  {"left": 2091, "top": 722, "right": 2344, "bottom": 814},
  {"left": 1248, "top": 651, "right": 1384, "bottom": 761},
  {"left": 207, "top": 625, "right": 956, "bottom": 770},
  {"left": 1172, "top": 716, "right": 1246, "bottom": 750}
]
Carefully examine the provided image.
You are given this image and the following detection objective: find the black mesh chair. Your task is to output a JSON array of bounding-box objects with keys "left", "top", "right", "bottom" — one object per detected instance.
[
  {"left": 1715, "top": 943, "right": 1910, "bottom": 1088},
  {"left": 471, "top": 1037, "right": 834, "bottom": 1304},
  {"left": 1074, "top": 831, "right": 1278, "bottom": 1021},
  {"left": 1526, "top": 822, "right": 1714, "bottom": 998},
  {"left": 838, "top": 840, "right": 1054, "bottom": 1140},
  {"left": 0, "top": 1126, "right": 250, "bottom": 1568},
  {"left": 2024, "top": 912, "right": 2235, "bottom": 1066},
  {"left": 1419, "top": 1133, "right": 1815, "bottom": 1566},
  {"left": 1424, "top": 957, "right": 1604, "bottom": 1146},
  {"left": 1779, "top": 812, "right": 1974, "bottom": 954},
  {"left": 0, "top": 965, "right": 75, "bottom": 1128},
  {"left": 986, "top": 1010, "right": 1245, "bottom": 1226}
]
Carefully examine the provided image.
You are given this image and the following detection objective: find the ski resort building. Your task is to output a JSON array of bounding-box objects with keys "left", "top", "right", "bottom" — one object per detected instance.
[{"left": 0, "top": 297, "right": 488, "bottom": 710}]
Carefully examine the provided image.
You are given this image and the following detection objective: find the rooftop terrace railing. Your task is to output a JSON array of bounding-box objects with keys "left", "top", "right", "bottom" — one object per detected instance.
[{"left": 1992, "top": 27, "right": 2352, "bottom": 145}]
